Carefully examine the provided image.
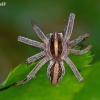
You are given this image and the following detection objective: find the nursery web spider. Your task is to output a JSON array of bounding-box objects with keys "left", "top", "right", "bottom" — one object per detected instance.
[{"left": 17, "top": 13, "right": 92, "bottom": 85}]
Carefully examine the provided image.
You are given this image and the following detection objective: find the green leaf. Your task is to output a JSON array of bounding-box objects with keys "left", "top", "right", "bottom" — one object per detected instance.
[
  {"left": 0, "top": 51, "right": 94, "bottom": 100},
  {"left": 72, "top": 62, "right": 100, "bottom": 100},
  {"left": 3, "top": 63, "right": 27, "bottom": 87}
]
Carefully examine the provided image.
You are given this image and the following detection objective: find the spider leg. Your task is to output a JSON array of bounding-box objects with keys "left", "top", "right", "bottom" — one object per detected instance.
[
  {"left": 69, "top": 33, "right": 90, "bottom": 47},
  {"left": 69, "top": 44, "right": 92, "bottom": 55},
  {"left": 31, "top": 21, "right": 49, "bottom": 43},
  {"left": 63, "top": 13, "right": 75, "bottom": 42},
  {"left": 26, "top": 51, "right": 46, "bottom": 63},
  {"left": 18, "top": 36, "right": 45, "bottom": 49},
  {"left": 16, "top": 57, "right": 49, "bottom": 85},
  {"left": 63, "top": 57, "right": 83, "bottom": 82}
]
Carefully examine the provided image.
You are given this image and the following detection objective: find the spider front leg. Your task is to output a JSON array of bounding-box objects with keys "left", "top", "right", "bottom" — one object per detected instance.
[
  {"left": 16, "top": 57, "right": 49, "bottom": 85},
  {"left": 31, "top": 21, "right": 49, "bottom": 43},
  {"left": 63, "top": 57, "right": 83, "bottom": 82},
  {"left": 69, "top": 33, "right": 90, "bottom": 47},
  {"left": 63, "top": 13, "right": 75, "bottom": 42},
  {"left": 69, "top": 44, "right": 92, "bottom": 55}
]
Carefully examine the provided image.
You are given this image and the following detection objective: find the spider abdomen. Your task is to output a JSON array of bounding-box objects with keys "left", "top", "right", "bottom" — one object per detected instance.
[{"left": 50, "top": 61, "right": 62, "bottom": 85}]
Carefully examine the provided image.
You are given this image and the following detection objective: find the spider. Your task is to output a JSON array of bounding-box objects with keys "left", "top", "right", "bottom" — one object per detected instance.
[{"left": 17, "top": 13, "right": 92, "bottom": 85}]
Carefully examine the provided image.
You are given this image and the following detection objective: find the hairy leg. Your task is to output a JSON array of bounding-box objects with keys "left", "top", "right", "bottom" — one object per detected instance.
[
  {"left": 18, "top": 36, "right": 45, "bottom": 49},
  {"left": 31, "top": 21, "right": 49, "bottom": 43},
  {"left": 69, "top": 33, "right": 90, "bottom": 47},
  {"left": 63, "top": 57, "right": 83, "bottom": 82},
  {"left": 26, "top": 51, "right": 46, "bottom": 63},
  {"left": 63, "top": 13, "right": 75, "bottom": 42},
  {"left": 69, "top": 44, "right": 92, "bottom": 55},
  {"left": 16, "top": 57, "right": 49, "bottom": 85}
]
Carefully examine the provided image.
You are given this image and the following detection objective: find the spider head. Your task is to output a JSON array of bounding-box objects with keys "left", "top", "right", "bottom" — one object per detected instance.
[{"left": 49, "top": 32, "right": 63, "bottom": 58}]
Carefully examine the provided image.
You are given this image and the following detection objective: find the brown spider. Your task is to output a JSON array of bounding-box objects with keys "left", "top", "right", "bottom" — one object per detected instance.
[{"left": 17, "top": 13, "right": 92, "bottom": 85}]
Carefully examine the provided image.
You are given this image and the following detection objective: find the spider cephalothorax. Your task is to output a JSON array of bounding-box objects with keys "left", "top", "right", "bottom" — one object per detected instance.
[{"left": 17, "top": 13, "right": 92, "bottom": 85}]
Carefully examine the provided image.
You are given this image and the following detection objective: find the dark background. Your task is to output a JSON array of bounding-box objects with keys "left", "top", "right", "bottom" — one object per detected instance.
[{"left": 0, "top": 0, "right": 100, "bottom": 84}]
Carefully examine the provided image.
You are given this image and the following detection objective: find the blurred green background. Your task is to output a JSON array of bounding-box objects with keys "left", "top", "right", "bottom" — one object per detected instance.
[{"left": 0, "top": 0, "right": 100, "bottom": 98}]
